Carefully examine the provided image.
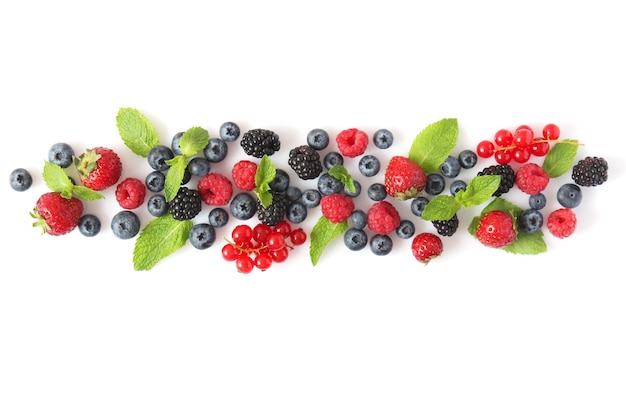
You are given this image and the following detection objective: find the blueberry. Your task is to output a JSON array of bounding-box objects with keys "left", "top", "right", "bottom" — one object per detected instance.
[
  {"left": 219, "top": 121, "right": 241, "bottom": 142},
  {"left": 301, "top": 188, "right": 322, "bottom": 208},
  {"left": 358, "top": 155, "right": 381, "bottom": 177},
  {"left": 180, "top": 167, "right": 192, "bottom": 185},
  {"left": 458, "top": 149, "right": 478, "bottom": 169},
  {"left": 410, "top": 196, "right": 430, "bottom": 217},
  {"left": 145, "top": 171, "right": 165, "bottom": 192},
  {"left": 48, "top": 142, "right": 75, "bottom": 168},
  {"left": 425, "top": 173, "right": 446, "bottom": 195},
  {"left": 208, "top": 207, "right": 229, "bottom": 227},
  {"left": 148, "top": 145, "right": 175, "bottom": 171},
  {"left": 396, "top": 219, "right": 415, "bottom": 239},
  {"left": 111, "top": 210, "right": 141, "bottom": 239},
  {"left": 307, "top": 128, "right": 330, "bottom": 150},
  {"left": 370, "top": 234, "right": 393, "bottom": 255},
  {"left": 270, "top": 168, "right": 290, "bottom": 192},
  {"left": 147, "top": 194, "right": 168, "bottom": 217},
  {"left": 171, "top": 131, "right": 184, "bottom": 155},
  {"left": 188, "top": 157, "right": 211, "bottom": 177},
  {"left": 286, "top": 201, "right": 307, "bottom": 224},
  {"left": 317, "top": 172, "right": 343, "bottom": 196},
  {"left": 439, "top": 155, "right": 461, "bottom": 178},
  {"left": 367, "top": 183, "right": 387, "bottom": 201},
  {"left": 557, "top": 183, "right": 583, "bottom": 208},
  {"left": 285, "top": 186, "right": 303, "bottom": 202},
  {"left": 529, "top": 193, "right": 547, "bottom": 210},
  {"left": 449, "top": 179, "right": 467, "bottom": 196},
  {"left": 203, "top": 138, "right": 228, "bottom": 163},
  {"left": 78, "top": 214, "right": 101, "bottom": 237},
  {"left": 229, "top": 192, "right": 257, "bottom": 220},
  {"left": 518, "top": 209, "right": 543, "bottom": 233},
  {"left": 9, "top": 168, "right": 33, "bottom": 191},
  {"left": 373, "top": 128, "right": 394, "bottom": 149},
  {"left": 344, "top": 228, "right": 368, "bottom": 251},
  {"left": 344, "top": 180, "right": 361, "bottom": 198},
  {"left": 189, "top": 223, "right": 217, "bottom": 249},
  {"left": 350, "top": 209, "right": 368, "bottom": 229},
  {"left": 323, "top": 151, "right": 343, "bottom": 169}
]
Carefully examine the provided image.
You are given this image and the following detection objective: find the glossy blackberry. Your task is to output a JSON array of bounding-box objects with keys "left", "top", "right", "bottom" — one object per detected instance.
[
  {"left": 571, "top": 156, "right": 608, "bottom": 186},
  {"left": 10, "top": 168, "right": 32, "bottom": 191},
  {"left": 425, "top": 173, "right": 446, "bottom": 195},
  {"left": 240, "top": 128, "right": 280, "bottom": 158},
  {"left": 208, "top": 207, "right": 229, "bottom": 227},
  {"left": 432, "top": 213, "right": 459, "bottom": 237},
  {"left": 518, "top": 209, "right": 543, "bottom": 233},
  {"left": 257, "top": 191, "right": 288, "bottom": 226},
  {"left": 344, "top": 228, "right": 368, "bottom": 251},
  {"left": 410, "top": 196, "right": 430, "bottom": 217},
  {"left": 439, "top": 155, "right": 461, "bottom": 178},
  {"left": 323, "top": 151, "right": 343, "bottom": 169},
  {"left": 288, "top": 145, "right": 323, "bottom": 180},
  {"left": 229, "top": 192, "right": 257, "bottom": 220},
  {"left": 396, "top": 219, "right": 415, "bottom": 239},
  {"left": 529, "top": 193, "right": 546, "bottom": 210},
  {"left": 556, "top": 183, "right": 582, "bottom": 208},
  {"left": 78, "top": 214, "right": 101, "bottom": 237},
  {"left": 147, "top": 194, "right": 168, "bottom": 217},
  {"left": 270, "top": 168, "right": 290, "bottom": 192},
  {"left": 373, "top": 128, "right": 394, "bottom": 149},
  {"left": 48, "top": 142, "right": 75, "bottom": 168},
  {"left": 358, "top": 154, "right": 381, "bottom": 177},
  {"left": 477, "top": 164, "right": 516, "bottom": 196},
  {"left": 307, "top": 128, "right": 330, "bottom": 150},
  {"left": 370, "top": 234, "right": 393, "bottom": 256},
  {"left": 189, "top": 223, "right": 217, "bottom": 250},
  {"left": 169, "top": 186, "right": 202, "bottom": 221},
  {"left": 219, "top": 121, "right": 240, "bottom": 142},
  {"left": 301, "top": 188, "right": 322, "bottom": 208},
  {"left": 458, "top": 149, "right": 477, "bottom": 169},
  {"left": 203, "top": 138, "right": 228, "bottom": 163},
  {"left": 367, "top": 183, "right": 387, "bottom": 201},
  {"left": 286, "top": 201, "right": 307, "bottom": 224},
  {"left": 145, "top": 171, "right": 165, "bottom": 192},
  {"left": 350, "top": 209, "right": 368, "bottom": 229}
]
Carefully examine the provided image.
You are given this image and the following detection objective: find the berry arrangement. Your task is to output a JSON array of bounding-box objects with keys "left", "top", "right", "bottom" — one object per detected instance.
[{"left": 9, "top": 108, "right": 609, "bottom": 272}]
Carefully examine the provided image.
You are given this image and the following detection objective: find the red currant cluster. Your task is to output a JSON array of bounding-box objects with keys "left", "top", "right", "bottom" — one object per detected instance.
[
  {"left": 476, "top": 123, "right": 561, "bottom": 164},
  {"left": 221, "top": 221, "right": 307, "bottom": 273}
]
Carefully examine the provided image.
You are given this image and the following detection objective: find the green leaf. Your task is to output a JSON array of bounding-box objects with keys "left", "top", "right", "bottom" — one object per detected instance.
[
  {"left": 455, "top": 175, "right": 501, "bottom": 208},
  {"left": 133, "top": 214, "right": 193, "bottom": 271},
  {"left": 72, "top": 185, "right": 104, "bottom": 201},
  {"left": 503, "top": 229, "right": 547, "bottom": 255},
  {"left": 329, "top": 165, "right": 356, "bottom": 193},
  {"left": 408, "top": 118, "right": 458, "bottom": 174},
  {"left": 421, "top": 195, "right": 461, "bottom": 221},
  {"left": 164, "top": 155, "right": 188, "bottom": 201},
  {"left": 180, "top": 126, "right": 209, "bottom": 157},
  {"left": 254, "top": 155, "right": 276, "bottom": 208},
  {"left": 480, "top": 197, "right": 523, "bottom": 217},
  {"left": 255, "top": 183, "right": 272, "bottom": 208},
  {"left": 116, "top": 107, "right": 160, "bottom": 157},
  {"left": 42, "top": 160, "right": 74, "bottom": 197},
  {"left": 542, "top": 139, "right": 579, "bottom": 178},
  {"left": 309, "top": 216, "right": 348, "bottom": 266}
]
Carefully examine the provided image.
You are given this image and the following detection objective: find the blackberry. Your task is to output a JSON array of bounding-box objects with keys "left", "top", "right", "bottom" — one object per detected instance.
[
  {"left": 571, "top": 156, "right": 608, "bottom": 186},
  {"left": 257, "top": 191, "right": 288, "bottom": 226},
  {"left": 477, "top": 164, "right": 516, "bottom": 196},
  {"left": 288, "top": 145, "right": 323, "bottom": 180},
  {"left": 169, "top": 186, "right": 202, "bottom": 221},
  {"left": 432, "top": 213, "right": 459, "bottom": 237},
  {"left": 240, "top": 128, "right": 280, "bottom": 158}
]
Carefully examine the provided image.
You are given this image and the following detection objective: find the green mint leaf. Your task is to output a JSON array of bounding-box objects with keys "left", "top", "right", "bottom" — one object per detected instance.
[
  {"left": 180, "top": 126, "right": 209, "bottom": 157},
  {"left": 116, "top": 107, "right": 160, "bottom": 157},
  {"left": 421, "top": 195, "right": 461, "bottom": 221},
  {"left": 503, "top": 229, "right": 547, "bottom": 255},
  {"left": 455, "top": 175, "right": 501, "bottom": 208},
  {"left": 164, "top": 155, "right": 188, "bottom": 201},
  {"left": 42, "top": 160, "right": 74, "bottom": 197},
  {"left": 255, "top": 185, "right": 273, "bottom": 208},
  {"left": 329, "top": 165, "right": 356, "bottom": 193},
  {"left": 310, "top": 216, "right": 348, "bottom": 266},
  {"left": 408, "top": 118, "right": 458, "bottom": 174},
  {"left": 72, "top": 185, "right": 104, "bottom": 201},
  {"left": 254, "top": 155, "right": 276, "bottom": 208},
  {"left": 133, "top": 214, "right": 193, "bottom": 271},
  {"left": 542, "top": 139, "right": 579, "bottom": 178}
]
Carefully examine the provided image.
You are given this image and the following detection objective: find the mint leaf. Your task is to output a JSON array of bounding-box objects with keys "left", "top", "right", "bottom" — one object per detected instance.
[
  {"left": 542, "top": 139, "right": 579, "bottom": 178},
  {"left": 503, "top": 229, "right": 547, "bottom": 255},
  {"left": 72, "top": 185, "right": 104, "bottom": 201},
  {"left": 408, "top": 118, "right": 458, "bottom": 174},
  {"left": 164, "top": 155, "right": 188, "bottom": 201},
  {"left": 455, "top": 175, "right": 500, "bottom": 208},
  {"left": 421, "top": 195, "right": 461, "bottom": 221},
  {"left": 180, "top": 126, "right": 209, "bottom": 157},
  {"left": 480, "top": 197, "right": 523, "bottom": 217},
  {"left": 42, "top": 160, "right": 74, "bottom": 198},
  {"left": 329, "top": 165, "right": 356, "bottom": 193},
  {"left": 254, "top": 155, "right": 276, "bottom": 208},
  {"left": 310, "top": 216, "right": 348, "bottom": 266},
  {"left": 133, "top": 214, "right": 193, "bottom": 271},
  {"left": 116, "top": 107, "right": 160, "bottom": 157}
]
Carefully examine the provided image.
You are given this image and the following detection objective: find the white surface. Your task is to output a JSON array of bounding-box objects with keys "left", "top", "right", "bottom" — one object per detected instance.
[{"left": 1, "top": 1, "right": 625, "bottom": 416}]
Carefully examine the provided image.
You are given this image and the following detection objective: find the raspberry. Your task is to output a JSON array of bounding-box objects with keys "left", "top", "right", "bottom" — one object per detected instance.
[
  {"left": 411, "top": 232, "right": 443, "bottom": 264},
  {"left": 115, "top": 177, "right": 146, "bottom": 209},
  {"left": 367, "top": 201, "right": 401, "bottom": 235},
  {"left": 547, "top": 208, "right": 577, "bottom": 238},
  {"left": 515, "top": 162, "right": 550, "bottom": 195},
  {"left": 198, "top": 172, "right": 234, "bottom": 206},
  {"left": 571, "top": 156, "right": 608, "bottom": 186},
  {"left": 320, "top": 194, "right": 355, "bottom": 224},
  {"left": 231, "top": 160, "right": 258, "bottom": 191},
  {"left": 336, "top": 128, "right": 368, "bottom": 158}
]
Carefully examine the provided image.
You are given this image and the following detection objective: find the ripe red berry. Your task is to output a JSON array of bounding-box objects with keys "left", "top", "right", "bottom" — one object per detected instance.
[
  {"left": 494, "top": 149, "right": 513, "bottom": 165},
  {"left": 542, "top": 123, "right": 560, "bottom": 141},
  {"left": 494, "top": 129, "right": 513, "bottom": 147},
  {"left": 273, "top": 221, "right": 292, "bottom": 237},
  {"left": 232, "top": 224, "right": 253, "bottom": 245},
  {"left": 512, "top": 147, "right": 531, "bottom": 163},
  {"left": 270, "top": 247, "right": 289, "bottom": 263},
  {"left": 75, "top": 147, "right": 123, "bottom": 191},
  {"left": 411, "top": 232, "right": 443, "bottom": 264},
  {"left": 320, "top": 194, "right": 355, "bottom": 223},
  {"left": 254, "top": 252, "right": 273, "bottom": 271},
  {"left": 197, "top": 172, "right": 233, "bottom": 206},
  {"left": 529, "top": 140, "right": 550, "bottom": 157},
  {"left": 290, "top": 228, "right": 307, "bottom": 246},
  {"left": 231, "top": 160, "right": 258, "bottom": 191},
  {"left": 266, "top": 232, "right": 286, "bottom": 251},
  {"left": 515, "top": 163, "right": 550, "bottom": 195},
  {"left": 477, "top": 140, "right": 495, "bottom": 158},
  {"left": 336, "top": 128, "right": 369, "bottom": 158},
  {"left": 236, "top": 254, "right": 254, "bottom": 273},
  {"left": 115, "top": 177, "right": 146, "bottom": 209},
  {"left": 31, "top": 192, "right": 84, "bottom": 236},
  {"left": 547, "top": 208, "right": 576, "bottom": 238},
  {"left": 253, "top": 223, "right": 272, "bottom": 243},
  {"left": 222, "top": 243, "right": 240, "bottom": 261},
  {"left": 367, "top": 201, "right": 401, "bottom": 235},
  {"left": 475, "top": 210, "right": 517, "bottom": 248},
  {"left": 513, "top": 127, "right": 533, "bottom": 148}
]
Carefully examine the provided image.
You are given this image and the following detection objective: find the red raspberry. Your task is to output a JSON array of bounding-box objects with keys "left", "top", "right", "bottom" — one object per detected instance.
[
  {"left": 231, "top": 160, "right": 258, "bottom": 191},
  {"left": 115, "top": 177, "right": 146, "bottom": 209},
  {"left": 336, "top": 128, "right": 368, "bottom": 158},
  {"left": 475, "top": 210, "right": 516, "bottom": 248},
  {"left": 515, "top": 162, "right": 550, "bottom": 195},
  {"left": 198, "top": 172, "right": 233, "bottom": 206},
  {"left": 547, "top": 208, "right": 577, "bottom": 238},
  {"left": 320, "top": 194, "right": 354, "bottom": 223},
  {"left": 411, "top": 232, "right": 443, "bottom": 264},
  {"left": 367, "top": 201, "right": 401, "bottom": 235}
]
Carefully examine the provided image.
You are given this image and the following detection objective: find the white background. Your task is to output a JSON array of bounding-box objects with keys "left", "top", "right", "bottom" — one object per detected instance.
[{"left": 1, "top": 1, "right": 625, "bottom": 416}]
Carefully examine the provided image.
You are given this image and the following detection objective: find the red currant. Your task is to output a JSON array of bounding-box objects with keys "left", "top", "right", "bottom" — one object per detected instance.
[
  {"left": 494, "top": 149, "right": 512, "bottom": 164},
  {"left": 477, "top": 140, "right": 495, "bottom": 158},
  {"left": 512, "top": 147, "right": 531, "bottom": 163},
  {"left": 542, "top": 123, "right": 560, "bottom": 141},
  {"left": 236, "top": 254, "right": 254, "bottom": 273},
  {"left": 221, "top": 243, "right": 239, "bottom": 261},
  {"left": 273, "top": 221, "right": 292, "bottom": 237},
  {"left": 232, "top": 224, "right": 253, "bottom": 245},
  {"left": 515, "top": 125, "right": 534, "bottom": 137},
  {"left": 266, "top": 232, "right": 286, "bottom": 251},
  {"left": 270, "top": 247, "right": 289, "bottom": 263},
  {"left": 254, "top": 252, "right": 273, "bottom": 271},
  {"left": 290, "top": 228, "right": 307, "bottom": 246},
  {"left": 253, "top": 223, "right": 272, "bottom": 243},
  {"left": 530, "top": 140, "right": 550, "bottom": 157},
  {"left": 513, "top": 127, "right": 533, "bottom": 148},
  {"left": 494, "top": 129, "right": 513, "bottom": 147}
]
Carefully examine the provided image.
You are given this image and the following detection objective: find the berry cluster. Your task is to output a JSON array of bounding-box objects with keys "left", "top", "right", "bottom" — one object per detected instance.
[{"left": 476, "top": 123, "right": 560, "bottom": 165}]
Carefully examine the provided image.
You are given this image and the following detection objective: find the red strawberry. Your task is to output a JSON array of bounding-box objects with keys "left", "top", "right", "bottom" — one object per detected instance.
[
  {"left": 475, "top": 210, "right": 517, "bottom": 248},
  {"left": 75, "top": 147, "right": 123, "bottom": 191},
  {"left": 31, "top": 192, "right": 83, "bottom": 236},
  {"left": 384, "top": 155, "right": 427, "bottom": 200},
  {"left": 411, "top": 232, "right": 443, "bottom": 264}
]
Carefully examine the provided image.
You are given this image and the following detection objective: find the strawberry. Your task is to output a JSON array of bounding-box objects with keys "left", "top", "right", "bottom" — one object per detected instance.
[
  {"left": 475, "top": 210, "right": 517, "bottom": 248},
  {"left": 384, "top": 155, "right": 427, "bottom": 200},
  {"left": 411, "top": 232, "right": 443, "bottom": 264},
  {"left": 74, "top": 147, "right": 122, "bottom": 191},
  {"left": 31, "top": 192, "right": 83, "bottom": 236}
]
